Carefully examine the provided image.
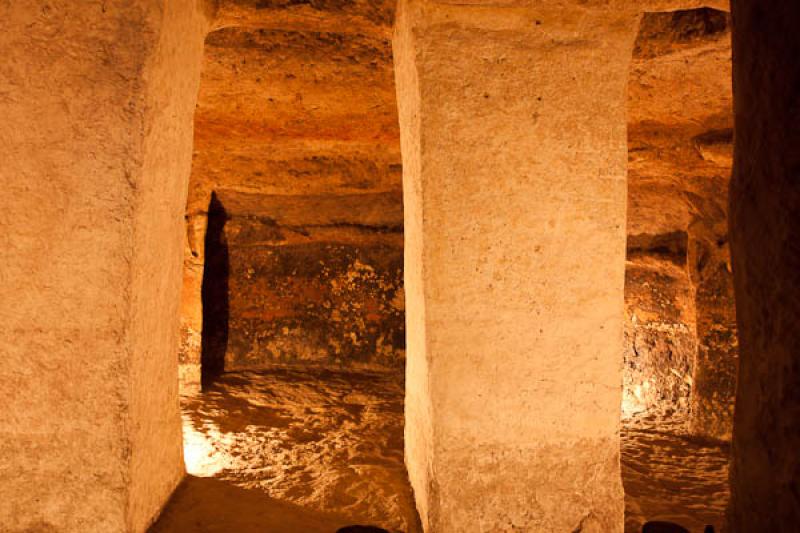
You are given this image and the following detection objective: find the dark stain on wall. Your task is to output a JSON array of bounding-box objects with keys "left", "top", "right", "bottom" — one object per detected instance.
[{"left": 210, "top": 191, "right": 405, "bottom": 371}]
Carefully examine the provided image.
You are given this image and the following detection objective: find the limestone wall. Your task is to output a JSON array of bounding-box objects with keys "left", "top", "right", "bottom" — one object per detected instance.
[
  {"left": 623, "top": 232, "right": 696, "bottom": 417},
  {"left": 1, "top": 1, "right": 760, "bottom": 531},
  {"left": 396, "top": 1, "right": 638, "bottom": 529},
  {"left": 179, "top": 8, "right": 404, "bottom": 388},
  {"left": 126, "top": 2, "right": 210, "bottom": 529}
]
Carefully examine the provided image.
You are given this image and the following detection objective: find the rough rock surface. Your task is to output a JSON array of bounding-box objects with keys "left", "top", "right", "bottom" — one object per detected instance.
[
  {"left": 623, "top": 249, "right": 695, "bottom": 418},
  {"left": 153, "top": 367, "right": 420, "bottom": 532},
  {"left": 156, "top": 368, "right": 729, "bottom": 533},
  {"left": 624, "top": 8, "right": 738, "bottom": 441},
  {"left": 395, "top": 1, "right": 646, "bottom": 530},
  {"left": 202, "top": 191, "right": 405, "bottom": 373},
  {"left": 1, "top": 1, "right": 209, "bottom": 531},
  {"left": 727, "top": 1, "right": 800, "bottom": 529},
  {"left": 179, "top": 1, "right": 403, "bottom": 390},
  {"left": 622, "top": 412, "right": 730, "bottom": 532}
]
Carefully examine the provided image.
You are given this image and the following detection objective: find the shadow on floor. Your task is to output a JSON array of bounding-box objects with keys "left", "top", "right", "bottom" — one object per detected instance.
[{"left": 149, "top": 476, "right": 354, "bottom": 533}]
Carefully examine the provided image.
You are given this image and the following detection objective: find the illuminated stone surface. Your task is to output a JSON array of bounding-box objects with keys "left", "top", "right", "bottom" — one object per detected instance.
[
  {"left": 178, "top": 2, "right": 403, "bottom": 390},
  {"left": 394, "top": 1, "right": 639, "bottom": 530},
  {"left": 1, "top": 1, "right": 210, "bottom": 530},
  {"left": 622, "top": 412, "right": 729, "bottom": 532},
  {"left": 165, "top": 367, "right": 419, "bottom": 532},
  {"left": 624, "top": 8, "right": 737, "bottom": 441},
  {"left": 5, "top": 0, "right": 800, "bottom": 532}
]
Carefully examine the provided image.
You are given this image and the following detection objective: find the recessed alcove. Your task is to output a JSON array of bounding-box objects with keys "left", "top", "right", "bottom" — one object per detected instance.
[
  {"left": 166, "top": 14, "right": 416, "bottom": 531},
  {"left": 621, "top": 8, "right": 738, "bottom": 532}
]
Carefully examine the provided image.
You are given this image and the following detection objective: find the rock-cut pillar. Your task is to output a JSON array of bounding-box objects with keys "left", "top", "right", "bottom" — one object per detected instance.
[
  {"left": 0, "top": 1, "right": 210, "bottom": 531},
  {"left": 394, "top": 1, "right": 639, "bottom": 531}
]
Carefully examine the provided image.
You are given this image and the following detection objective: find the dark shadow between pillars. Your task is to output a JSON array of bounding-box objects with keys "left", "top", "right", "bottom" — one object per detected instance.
[{"left": 201, "top": 192, "right": 229, "bottom": 388}]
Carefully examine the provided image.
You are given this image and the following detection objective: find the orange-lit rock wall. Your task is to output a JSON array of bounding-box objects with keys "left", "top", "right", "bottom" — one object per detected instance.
[
  {"left": 204, "top": 192, "right": 405, "bottom": 372},
  {"left": 624, "top": 8, "right": 738, "bottom": 439},
  {"left": 3, "top": 1, "right": 756, "bottom": 531},
  {"left": 179, "top": 6, "right": 403, "bottom": 388},
  {"left": 623, "top": 232, "right": 696, "bottom": 417}
]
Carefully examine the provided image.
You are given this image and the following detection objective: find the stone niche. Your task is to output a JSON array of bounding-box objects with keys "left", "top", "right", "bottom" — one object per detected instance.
[
  {"left": 178, "top": 14, "right": 403, "bottom": 389},
  {"left": 201, "top": 190, "right": 405, "bottom": 373}
]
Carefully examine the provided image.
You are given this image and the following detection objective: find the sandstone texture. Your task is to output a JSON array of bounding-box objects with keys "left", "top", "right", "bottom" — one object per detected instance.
[
  {"left": 727, "top": 1, "right": 800, "bottom": 529},
  {"left": 203, "top": 191, "right": 404, "bottom": 373},
  {"left": 179, "top": 0, "right": 403, "bottom": 389},
  {"left": 623, "top": 242, "right": 696, "bottom": 418},
  {"left": 395, "top": 1, "right": 644, "bottom": 530},
  {"left": 7, "top": 0, "right": 786, "bottom": 532},
  {"left": 1, "top": 1, "right": 209, "bottom": 531},
  {"left": 624, "top": 8, "right": 738, "bottom": 441}
]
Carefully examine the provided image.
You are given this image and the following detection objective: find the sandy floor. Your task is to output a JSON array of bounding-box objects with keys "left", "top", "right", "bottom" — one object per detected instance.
[
  {"left": 622, "top": 411, "right": 731, "bottom": 533},
  {"left": 151, "top": 367, "right": 729, "bottom": 533}
]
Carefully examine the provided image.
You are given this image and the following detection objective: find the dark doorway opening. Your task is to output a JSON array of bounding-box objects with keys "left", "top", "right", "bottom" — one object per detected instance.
[{"left": 200, "top": 192, "right": 229, "bottom": 387}]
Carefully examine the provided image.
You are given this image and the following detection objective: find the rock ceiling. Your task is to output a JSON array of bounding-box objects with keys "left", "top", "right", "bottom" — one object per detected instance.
[
  {"left": 188, "top": 3, "right": 731, "bottom": 236},
  {"left": 187, "top": 0, "right": 400, "bottom": 217},
  {"left": 628, "top": 8, "right": 732, "bottom": 240}
]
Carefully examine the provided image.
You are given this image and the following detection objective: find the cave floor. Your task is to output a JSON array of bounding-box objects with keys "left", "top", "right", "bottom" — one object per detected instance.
[
  {"left": 151, "top": 366, "right": 420, "bottom": 533},
  {"left": 622, "top": 411, "right": 731, "bottom": 533},
  {"left": 151, "top": 367, "right": 729, "bottom": 533}
]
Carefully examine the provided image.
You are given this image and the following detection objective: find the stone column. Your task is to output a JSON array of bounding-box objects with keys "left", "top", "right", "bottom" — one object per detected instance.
[
  {"left": 394, "top": 1, "right": 638, "bottom": 530},
  {"left": 728, "top": 1, "right": 800, "bottom": 529},
  {"left": 0, "top": 1, "right": 209, "bottom": 531}
]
